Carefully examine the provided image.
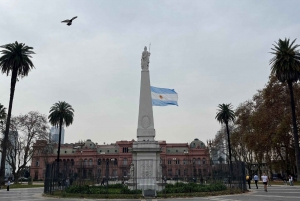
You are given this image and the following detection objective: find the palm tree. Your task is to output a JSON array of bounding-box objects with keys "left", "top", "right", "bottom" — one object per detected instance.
[
  {"left": 270, "top": 38, "right": 300, "bottom": 178},
  {"left": 0, "top": 42, "right": 35, "bottom": 184},
  {"left": 48, "top": 101, "right": 74, "bottom": 176},
  {"left": 215, "top": 103, "right": 235, "bottom": 184}
]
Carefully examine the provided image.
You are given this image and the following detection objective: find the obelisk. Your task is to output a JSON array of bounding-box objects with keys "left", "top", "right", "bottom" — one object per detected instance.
[
  {"left": 137, "top": 46, "right": 155, "bottom": 141},
  {"left": 131, "top": 46, "right": 163, "bottom": 192}
]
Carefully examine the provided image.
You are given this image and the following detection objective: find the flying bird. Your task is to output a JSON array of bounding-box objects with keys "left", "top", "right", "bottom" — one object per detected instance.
[{"left": 61, "top": 16, "right": 77, "bottom": 26}]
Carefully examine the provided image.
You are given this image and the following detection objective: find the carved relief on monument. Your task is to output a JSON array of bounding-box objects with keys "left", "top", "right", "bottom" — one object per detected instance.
[
  {"left": 141, "top": 115, "right": 151, "bottom": 129},
  {"left": 140, "top": 160, "right": 152, "bottom": 178}
]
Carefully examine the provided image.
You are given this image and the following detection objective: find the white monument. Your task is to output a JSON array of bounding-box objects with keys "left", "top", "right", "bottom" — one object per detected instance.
[{"left": 128, "top": 46, "right": 164, "bottom": 192}]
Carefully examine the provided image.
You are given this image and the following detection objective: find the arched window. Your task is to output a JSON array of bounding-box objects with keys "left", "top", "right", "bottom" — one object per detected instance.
[
  {"left": 202, "top": 158, "right": 206, "bottom": 164},
  {"left": 36, "top": 160, "right": 39, "bottom": 167},
  {"left": 89, "top": 159, "right": 93, "bottom": 166},
  {"left": 123, "top": 158, "right": 127, "bottom": 165},
  {"left": 84, "top": 159, "right": 88, "bottom": 165},
  {"left": 168, "top": 159, "right": 172, "bottom": 165},
  {"left": 71, "top": 159, "right": 74, "bottom": 165},
  {"left": 198, "top": 158, "right": 201, "bottom": 165},
  {"left": 98, "top": 159, "right": 101, "bottom": 165}
]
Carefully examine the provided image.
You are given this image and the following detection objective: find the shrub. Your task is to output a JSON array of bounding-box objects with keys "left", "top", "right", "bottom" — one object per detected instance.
[{"left": 160, "top": 182, "right": 227, "bottom": 194}]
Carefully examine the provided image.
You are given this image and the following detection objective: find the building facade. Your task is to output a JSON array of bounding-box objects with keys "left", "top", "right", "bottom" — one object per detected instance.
[
  {"left": 30, "top": 138, "right": 210, "bottom": 181},
  {"left": 50, "top": 126, "right": 65, "bottom": 144}
]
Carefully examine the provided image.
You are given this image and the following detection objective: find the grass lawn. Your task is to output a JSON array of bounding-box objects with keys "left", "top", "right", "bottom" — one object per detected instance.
[{"left": 47, "top": 189, "right": 243, "bottom": 199}]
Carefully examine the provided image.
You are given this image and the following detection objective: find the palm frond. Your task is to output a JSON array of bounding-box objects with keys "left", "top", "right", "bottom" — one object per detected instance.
[
  {"left": 48, "top": 101, "right": 74, "bottom": 127},
  {"left": 215, "top": 103, "right": 235, "bottom": 124},
  {"left": 0, "top": 41, "right": 35, "bottom": 78},
  {"left": 270, "top": 38, "right": 300, "bottom": 83}
]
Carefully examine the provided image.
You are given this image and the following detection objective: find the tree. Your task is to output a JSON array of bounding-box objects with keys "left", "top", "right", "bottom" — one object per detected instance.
[
  {"left": 0, "top": 103, "right": 6, "bottom": 131},
  {"left": 1, "top": 112, "right": 49, "bottom": 182},
  {"left": 270, "top": 38, "right": 300, "bottom": 178},
  {"left": 48, "top": 101, "right": 74, "bottom": 177},
  {"left": 215, "top": 103, "right": 235, "bottom": 183},
  {"left": 0, "top": 42, "right": 35, "bottom": 184}
]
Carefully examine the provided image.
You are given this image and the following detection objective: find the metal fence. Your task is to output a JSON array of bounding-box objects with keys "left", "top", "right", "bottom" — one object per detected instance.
[{"left": 44, "top": 159, "right": 246, "bottom": 195}]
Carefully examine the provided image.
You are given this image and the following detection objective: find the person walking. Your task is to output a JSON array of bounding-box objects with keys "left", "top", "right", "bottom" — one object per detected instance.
[
  {"left": 7, "top": 180, "right": 10, "bottom": 191},
  {"left": 261, "top": 172, "right": 268, "bottom": 192},
  {"left": 246, "top": 175, "right": 251, "bottom": 189},
  {"left": 253, "top": 174, "right": 259, "bottom": 189},
  {"left": 289, "top": 175, "right": 294, "bottom": 186}
]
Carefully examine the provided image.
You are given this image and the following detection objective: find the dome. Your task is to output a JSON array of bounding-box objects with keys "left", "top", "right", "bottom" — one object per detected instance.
[{"left": 190, "top": 138, "right": 206, "bottom": 148}]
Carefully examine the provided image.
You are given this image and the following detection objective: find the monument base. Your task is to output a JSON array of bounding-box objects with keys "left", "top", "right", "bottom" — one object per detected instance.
[{"left": 130, "top": 140, "right": 165, "bottom": 192}]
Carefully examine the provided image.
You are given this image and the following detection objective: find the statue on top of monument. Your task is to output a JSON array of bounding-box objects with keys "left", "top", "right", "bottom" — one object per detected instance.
[{"left": 141, "top": 46, "right": 151, "bottom": 70}]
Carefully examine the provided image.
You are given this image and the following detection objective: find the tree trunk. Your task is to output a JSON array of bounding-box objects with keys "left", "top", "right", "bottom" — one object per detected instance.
[
  {"left": 287, "top": 81, "right": 300, "bottom": 180},
  {"left": 56, "top": 118, "right": 63, "bottom": 181},
  {"left": 225, "top": 122, "right": 233, "bottom": 185},
  {"left": 0, "top": 71, "right": 17, "bottom": 185}
]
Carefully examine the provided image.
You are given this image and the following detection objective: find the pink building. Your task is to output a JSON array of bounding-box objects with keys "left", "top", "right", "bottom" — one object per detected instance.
[{"left": 31, "top": 138, "right": 210, "bottom": 181}]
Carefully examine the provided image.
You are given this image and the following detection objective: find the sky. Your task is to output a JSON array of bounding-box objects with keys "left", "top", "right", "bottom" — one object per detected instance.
[{"left": 0, "top": 0, "right": 299, "bottom": 145}]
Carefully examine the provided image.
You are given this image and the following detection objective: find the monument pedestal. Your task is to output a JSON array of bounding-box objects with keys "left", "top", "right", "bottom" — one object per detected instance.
[{"left": 130, "top": 141, "right": 164, "bottom": 191}]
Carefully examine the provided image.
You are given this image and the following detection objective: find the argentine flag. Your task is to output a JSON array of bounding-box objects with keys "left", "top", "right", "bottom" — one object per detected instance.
[{"left": 151, "top": 86, "right": 178, "bottom": 106}]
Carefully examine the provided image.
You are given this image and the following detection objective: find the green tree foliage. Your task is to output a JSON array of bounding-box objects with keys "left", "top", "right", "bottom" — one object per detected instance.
[{"left": 0, "top": 41, "right": 35, "bottom": 185}]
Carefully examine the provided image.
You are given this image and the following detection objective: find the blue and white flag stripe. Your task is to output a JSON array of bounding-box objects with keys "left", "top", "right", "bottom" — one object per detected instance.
[{"left": 151, "top": 86, "right": 178, "bottom": 106}]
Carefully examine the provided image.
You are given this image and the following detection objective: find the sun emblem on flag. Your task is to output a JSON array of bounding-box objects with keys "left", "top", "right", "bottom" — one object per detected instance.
[{"left": 159, "top": 95, "right": 163, "bottom": 99}]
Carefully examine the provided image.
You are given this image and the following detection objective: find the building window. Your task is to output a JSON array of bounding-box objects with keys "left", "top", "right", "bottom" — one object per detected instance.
[
  {"left": 198, "top": 158, "right": 201, "bottom": 165},
  {"left": 167, "top": 149, "right": 170, "bottom": 153},
  {"left": 89, "top": 159, "right": 93, "bottom": 166},
  {"left": 184, "top": 169, "right": 188, "bottom": 176},
  {"left": 202, "top": 158, "right": 206, "bottom": 164},
  {"left": 113, "top": 169, "right": 117, "bottom": 177},
  {"left": 176, "top": 169, "right": 181, "bottom": 176},
  {"left": 175, "top": 159, "right": 180, "bottom": 165},
  {"left": 115, "top": 150, "right": 117, "bottom": 153},
  {"left": 84, "top": 159, "right": 88, "bottom": 165},
  {"left": 107, "top": 150, "right": 109, "bottom": 153},
  {"left": 36, "top": 160, "right": 39, "bottom": 167},
  {"left": 114, "top": 159, "right": 118, "bottom": 165},
  {"left": 65, "top": 151, "right": 67, "bottom": 153},
  {"left": 98, "top": 159, "right": 101, "bottom": 165},
  {"left": 123, "top": 158, "right": 127, "bottom": 165},
  {"left": 34, "top": 171, "right": 38, "bottom": 180},
  {"left": 123, "top": 147, "right": 129, "bottom": 153},
  {"left": 183, "top": 159, "right": 187, "bottom": 165},
  {"left": 168, "top": 159, "right": 172, "bottom": 165},
  {"left": 176, "top": 150, "right": 178, "bottom": 152},
  {"left": 168, "top": 169, "right": 172, "bottom": 176},
  {"left": 98, "top": 169, "right": 102, "bottom": 176}
]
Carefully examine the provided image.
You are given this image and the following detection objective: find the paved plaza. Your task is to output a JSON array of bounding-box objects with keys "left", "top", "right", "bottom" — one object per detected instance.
[{"left": 0, "top": 185, "right": 300, "bottom": 201}]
